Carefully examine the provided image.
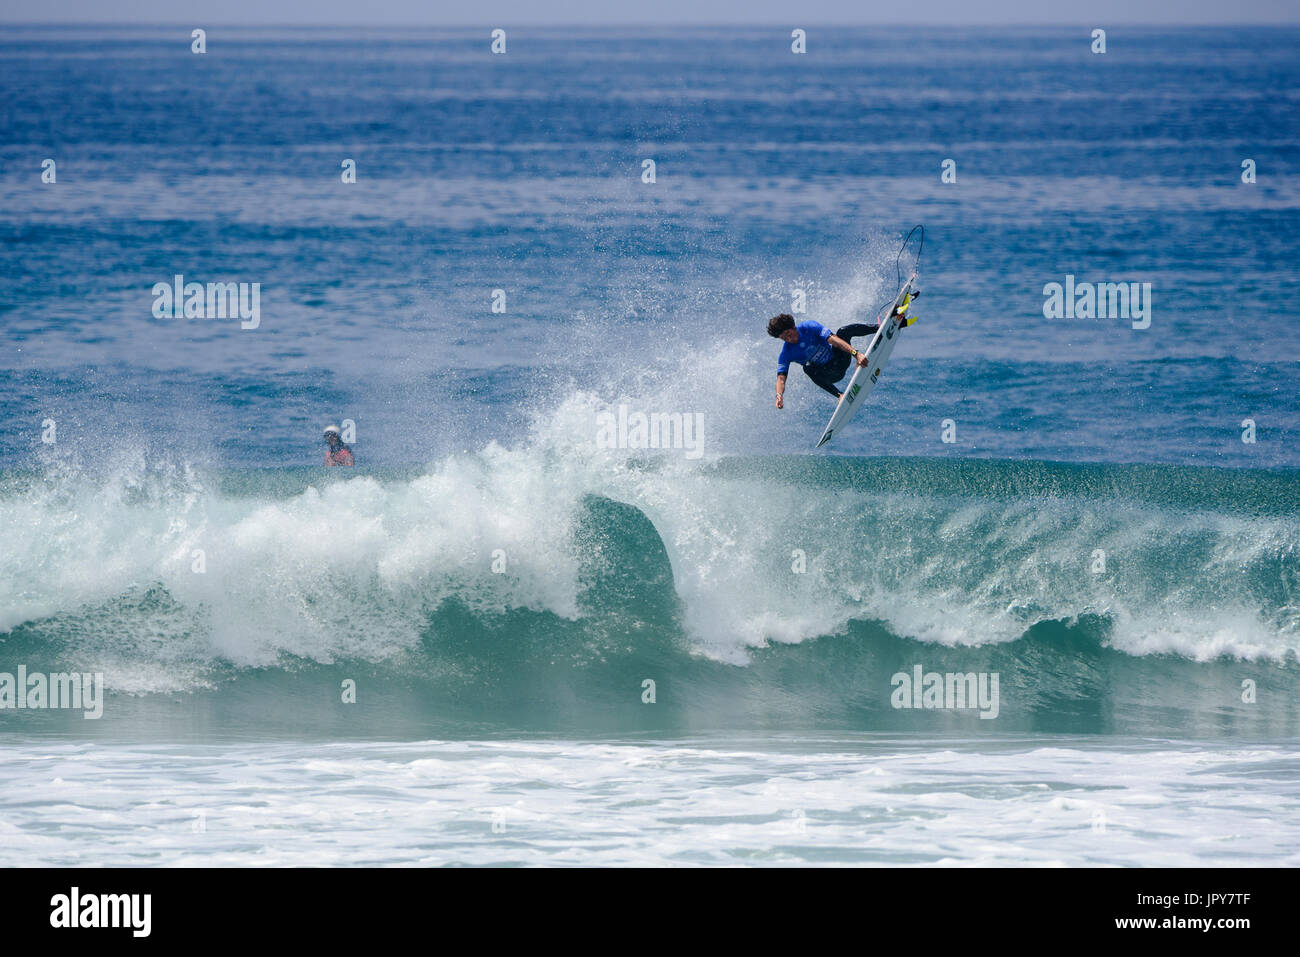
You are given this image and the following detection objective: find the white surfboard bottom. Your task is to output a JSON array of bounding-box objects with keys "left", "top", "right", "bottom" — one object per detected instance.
[{"left": 814, "top": 275, "right": 915, "bottom": 449}]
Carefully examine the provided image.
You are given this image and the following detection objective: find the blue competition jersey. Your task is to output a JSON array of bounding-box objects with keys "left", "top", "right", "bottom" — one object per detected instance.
[{"left": 776, "top": 321, "right": 835, "bottom": 375}]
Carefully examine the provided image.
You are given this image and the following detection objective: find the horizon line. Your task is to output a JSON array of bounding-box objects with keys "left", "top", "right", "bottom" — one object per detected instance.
[{"left": 4, "top": 20, "right": 1300, "bottom": 28}]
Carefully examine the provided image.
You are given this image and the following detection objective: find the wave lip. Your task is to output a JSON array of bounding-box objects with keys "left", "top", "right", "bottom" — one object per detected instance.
[{"left": 2, "top": 440, "right": 1298, "bottom": 711}]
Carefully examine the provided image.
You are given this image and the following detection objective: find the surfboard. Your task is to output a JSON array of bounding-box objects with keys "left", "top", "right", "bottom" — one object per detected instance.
[{"left": 814, "top": 274, "right": 916, "bottom": 449}]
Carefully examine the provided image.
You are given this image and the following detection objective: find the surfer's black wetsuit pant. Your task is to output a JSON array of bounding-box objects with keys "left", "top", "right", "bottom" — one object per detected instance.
[{"left": 803, "top": 323, "right": 877, "bottom": 398}]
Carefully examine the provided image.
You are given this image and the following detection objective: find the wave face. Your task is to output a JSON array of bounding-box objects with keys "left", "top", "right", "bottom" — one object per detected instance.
[{"left": 3, "top": 399, "right": 1298, "bottom": 738}]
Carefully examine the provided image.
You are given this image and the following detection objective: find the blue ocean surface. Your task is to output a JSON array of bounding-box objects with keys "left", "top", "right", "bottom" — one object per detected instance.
[{"left": 1, "top": 25, "right": 1298, "bottom": 866}]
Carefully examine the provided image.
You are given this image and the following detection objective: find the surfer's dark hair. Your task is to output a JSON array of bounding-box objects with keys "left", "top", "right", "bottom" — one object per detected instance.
[{"left": 767, "top": 314, "right": 795, "bottom": 337}]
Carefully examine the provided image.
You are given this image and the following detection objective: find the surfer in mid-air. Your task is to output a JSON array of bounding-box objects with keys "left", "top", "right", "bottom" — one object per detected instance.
[{"left": 769, "top": 310, "right": 913, "bottom": 408}]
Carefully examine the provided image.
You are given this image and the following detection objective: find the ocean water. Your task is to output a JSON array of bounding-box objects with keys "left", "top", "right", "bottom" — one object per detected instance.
[{"left": 1, "top": 25, "right": 1298, "bottom": 867}]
